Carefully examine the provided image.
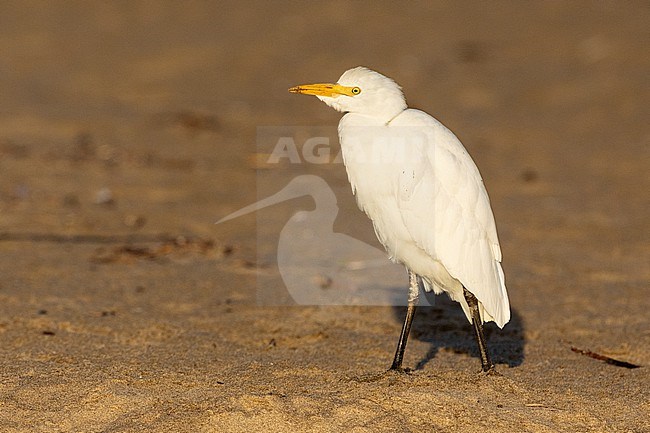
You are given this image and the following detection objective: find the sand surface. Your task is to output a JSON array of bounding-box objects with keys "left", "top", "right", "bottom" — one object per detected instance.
[{"left": 0, "top": 2, "right": 648, "bottom": 432}]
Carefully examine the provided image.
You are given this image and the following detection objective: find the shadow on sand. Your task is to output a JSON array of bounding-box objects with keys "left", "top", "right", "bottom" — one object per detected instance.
[{"left": 392, "top": 294, "right": 525, "bottom": 369}]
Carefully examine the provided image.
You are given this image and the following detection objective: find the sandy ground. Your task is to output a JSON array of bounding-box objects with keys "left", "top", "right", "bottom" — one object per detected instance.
[{"left": 0, "top": 2, "right": 649, "bottom": 432}]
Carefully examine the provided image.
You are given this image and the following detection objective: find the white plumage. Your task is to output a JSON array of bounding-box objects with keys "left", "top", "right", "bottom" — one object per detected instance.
[{"left": 290, "top": 66, "right": 510, "bottom": 371}]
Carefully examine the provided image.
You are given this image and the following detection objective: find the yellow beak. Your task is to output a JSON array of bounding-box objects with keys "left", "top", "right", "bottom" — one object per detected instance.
[{"left": 289, "top": 83, "right": 355, "bottom": 98}]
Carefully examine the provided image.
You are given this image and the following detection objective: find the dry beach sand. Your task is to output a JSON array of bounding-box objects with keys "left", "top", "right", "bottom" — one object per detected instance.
[{"left": 0, "top": 2, "right": 648, "bottom": 432}]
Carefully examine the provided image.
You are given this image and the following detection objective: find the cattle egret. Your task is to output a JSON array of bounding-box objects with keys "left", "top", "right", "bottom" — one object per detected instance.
[{"left": 289, "top": 67, "right": 510, "bottom": 372}]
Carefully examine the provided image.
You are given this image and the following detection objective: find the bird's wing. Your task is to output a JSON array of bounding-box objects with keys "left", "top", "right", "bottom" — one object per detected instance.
[{"left": 393, "top": 109, "right": 510, "bottom": 327}]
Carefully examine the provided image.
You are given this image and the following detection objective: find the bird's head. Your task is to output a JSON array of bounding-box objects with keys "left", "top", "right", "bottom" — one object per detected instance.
[{"left": 289, "top": 67, "right": 407, "bottom": 122}]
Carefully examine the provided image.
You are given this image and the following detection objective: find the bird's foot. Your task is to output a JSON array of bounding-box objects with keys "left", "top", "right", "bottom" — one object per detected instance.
[
  {"left": 352, "top": 366, "right": 413, "bottom": 383},
  {"left": 388, "top": 365, "right": 413, "bottom": 374},
  {"left": 481, "top": 365, "right": 501, "bottom": 377}
]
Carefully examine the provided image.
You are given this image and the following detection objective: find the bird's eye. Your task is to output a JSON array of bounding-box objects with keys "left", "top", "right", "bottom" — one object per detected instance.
[{"left": 351, "top": 87, "right": 361, "bottom": 95}]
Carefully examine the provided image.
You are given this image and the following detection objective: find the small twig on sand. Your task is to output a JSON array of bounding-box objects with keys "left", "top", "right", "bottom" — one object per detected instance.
[
  {"left": 525, "top": 403, "right": 561, "bottom": 411},
  {"left": 570, "top": 346, "right": 640, "bottom": 369}
]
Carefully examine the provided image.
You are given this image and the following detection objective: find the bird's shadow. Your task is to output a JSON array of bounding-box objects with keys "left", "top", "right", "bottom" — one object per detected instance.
[{"left": 392, "top": 293, "right": 525, "bottom": 369}]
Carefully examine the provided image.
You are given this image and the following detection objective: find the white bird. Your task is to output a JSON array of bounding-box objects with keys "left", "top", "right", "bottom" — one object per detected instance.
[{"left": 289, "top": 67, "right": 510, "bottom": 372}]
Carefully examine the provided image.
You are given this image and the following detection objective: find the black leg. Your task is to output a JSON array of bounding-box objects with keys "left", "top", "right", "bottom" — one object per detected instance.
[
  {"left": 390, "top": 271, "right": 420, "bottom": 371},
  {"left": 463, "top": 287, "right": 494, "bottom": 372},
  {"left": 390, "top": 303, "right": 417, "bottom": 371}
]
